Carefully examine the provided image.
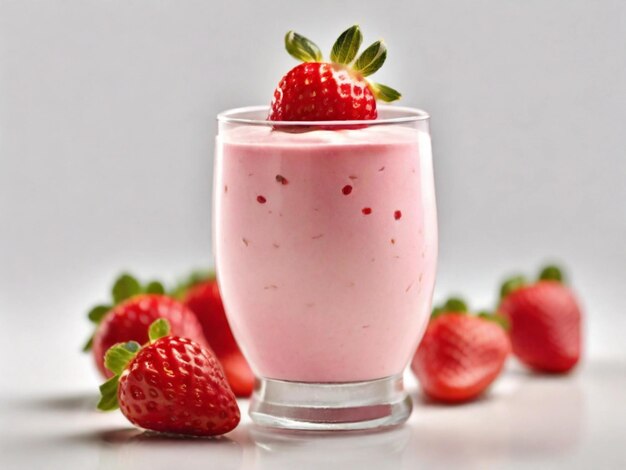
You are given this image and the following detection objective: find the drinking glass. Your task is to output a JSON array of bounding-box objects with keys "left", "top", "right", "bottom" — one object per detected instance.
[{"left": 213, "top": 105, "right": 437, "bottom": 431}]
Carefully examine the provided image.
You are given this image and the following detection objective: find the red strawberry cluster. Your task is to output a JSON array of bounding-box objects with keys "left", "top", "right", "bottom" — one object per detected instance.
[
  {"left": 85, "top": 272, "right": 254, "bottom": 396},
  {"left": 85, "top": 271, "right": 252, "bottom": 437},
  {"left": 412, "top": 265, "right": 583, "bottom": 403}
]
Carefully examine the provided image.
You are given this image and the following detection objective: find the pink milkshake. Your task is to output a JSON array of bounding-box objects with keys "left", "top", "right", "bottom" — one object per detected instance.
[{"left": 213, "top": 105, "right": 437, "bottom": 430}]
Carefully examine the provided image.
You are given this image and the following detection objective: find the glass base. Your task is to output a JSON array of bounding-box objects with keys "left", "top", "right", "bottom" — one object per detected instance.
[{"left": 249, "top": 375, "right": 412, "bottom": 431}]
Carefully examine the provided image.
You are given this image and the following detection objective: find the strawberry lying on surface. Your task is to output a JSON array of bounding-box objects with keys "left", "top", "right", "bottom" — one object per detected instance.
[
  {"left": 498, "top": 265, "right": 582, "bottom": 373},
  {"left": 412, "top": 298, "right": 511, "bottom": 403},
  {"left": 84, "top": 273, "right": 206, "bottom": 378},
  {"left": 98, "top": 319, "right": 240, "bottom": 437},
  {"left": 269, "top": 25, "right": 401, "bottom": 122},
  {"left": 174, "top": 272, "right": 254, "bottom": 397}
]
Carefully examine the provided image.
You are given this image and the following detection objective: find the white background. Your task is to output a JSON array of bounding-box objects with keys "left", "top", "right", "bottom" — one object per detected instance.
[{"left": 1, "top": 0, "right": 625, "bottom": 395}]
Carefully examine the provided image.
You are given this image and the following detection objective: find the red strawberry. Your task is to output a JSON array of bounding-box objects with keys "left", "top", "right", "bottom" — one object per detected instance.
[
  {"left": 269, "top": 62, "right": 377, "bottom": 121},
  {"left": 97, "top": 319, "right": 240, "bottom": 437},
  {"left": 179, "top": 275, "right": 254, "bottom": 397},
  {"left": 268, "top": 25, "right": 401, "bottom": 122},
  {"left": 93, "top": 295, "right": 207, "bottom": 378},
  {"left": 84, "top": 274, "right": 206, "bottom": 378},
  {"left": 412, "top": 298, "right": 511, "bottom": 403},
  {"left": 183, "top": 279, "right": 238, "bottom": 357},
  {"left": 218, "top": 353, "right": 254, "bottom": 398},
  {"left": 498, "top": 265, "right": 582, "bottom": 373}
]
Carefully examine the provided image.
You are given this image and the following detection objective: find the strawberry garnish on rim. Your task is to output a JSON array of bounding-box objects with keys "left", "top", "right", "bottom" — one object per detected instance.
[{"left": 268, "top": 25, "right": 401, "bottom": 122}]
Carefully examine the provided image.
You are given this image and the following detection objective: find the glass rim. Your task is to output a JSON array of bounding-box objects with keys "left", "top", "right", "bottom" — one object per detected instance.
[{"left": 217, "top": 105, "right": 430, "bottom": 127}]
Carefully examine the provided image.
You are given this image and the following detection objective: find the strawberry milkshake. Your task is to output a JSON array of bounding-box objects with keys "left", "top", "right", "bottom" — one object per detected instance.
[{"left": 213, "top": 26, "right": 437, "bottom": 430}]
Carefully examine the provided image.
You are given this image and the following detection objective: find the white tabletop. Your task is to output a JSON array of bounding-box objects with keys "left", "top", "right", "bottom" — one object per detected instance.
[{"left": 2, "top": 359, "right": 625, "bottom": 470}]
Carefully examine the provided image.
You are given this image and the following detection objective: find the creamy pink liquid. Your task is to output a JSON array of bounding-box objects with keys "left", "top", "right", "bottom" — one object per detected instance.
[{"left": 214, "top": 124, "right": 437, "bottom": 382}]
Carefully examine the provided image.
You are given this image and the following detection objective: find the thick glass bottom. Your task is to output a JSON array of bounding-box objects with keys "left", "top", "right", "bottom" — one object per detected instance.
[{"left": 249, "top": 375, "right": 412, "bottom": 431}]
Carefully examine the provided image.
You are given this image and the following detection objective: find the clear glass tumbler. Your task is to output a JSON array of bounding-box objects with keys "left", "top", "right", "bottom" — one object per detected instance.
[{"left": 213, "top": 106, "right": 437, "bottom": 431}]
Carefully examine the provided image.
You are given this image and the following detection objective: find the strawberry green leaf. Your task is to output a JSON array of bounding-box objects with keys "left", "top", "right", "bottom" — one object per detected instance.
[
  {"left": 104, "top": 341, "right": 141, "bottom": 375},
  {"left": 353, "top": 41, "right": 387, "bottom": 77},
  {"left": 87, "top": 305, "right": 111, "bottom": 324},
  {"left": 97, "top": 375, "right": 121, "bottom": 411},
  {"left": 285, "top": 31, "right": 323, "bottom": 63},
  {"left": 369, "top": 82, "right": 402, "bottom": 102},
  {"left": 112, "top": 273, "right": 142, "bottom": 304},
  {"left": 432, "top": 297, "right": 468, "bottom": 318},
  {"left": 84, "top": 305, "right": 112, "bottom": 352},
  {"left": 431, "top": 306, "right": 444, "bottom": 318},
  {"left": 331, "top": 25, "right": 362, "bottom": 65},
  {"left": 182, "top": 269, "right": 214, "bottom": 287},
  {"left": 82, "top": 335, "right": 94, "bottom": 352},
  {"left": 478, "top": 311, "right": 510, "bottom": 330},
  {"left": 170, "top": 269, "right": 214, "bottom": 299},
  {"left": 538, "top": 265, "right": 564, "bottom": 283},
  {"left": 148, "top": 319, "right": 170, "bottom": 342},
  {"left": 145, "top": 280, "right": 165, "bottom": 295},
  {"left": 500, "top": 275, "right": 527, "bottom": 300},
  {"left": 444, "top": 297, "right": 468, "bottom": 313}
]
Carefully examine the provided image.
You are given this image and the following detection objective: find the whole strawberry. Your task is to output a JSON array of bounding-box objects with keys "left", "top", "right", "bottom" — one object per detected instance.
[
  {"left": 498, "top": 265, "right": 582, "bottom": 373},
  {"left": 412, "top": 298, "right": 511, "bottom": 403},
  {"left": 175, "top": 272, "right": 254, "bottom": 397},
  {"left": 98, "top": 319, "right": 240, "bottom": 437},
  {"left": 84, "top": 273, "right": 206, "bottom": 378},
  {"left": 269, "top": 25, "right": 401, "bottom": 122}
]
